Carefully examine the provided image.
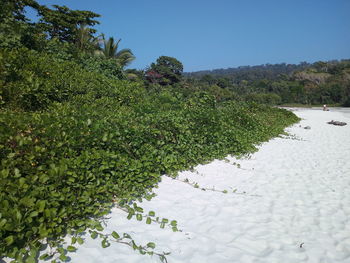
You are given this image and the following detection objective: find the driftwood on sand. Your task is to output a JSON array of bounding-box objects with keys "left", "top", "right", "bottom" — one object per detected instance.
[{"left": 327, "top": 120, "right": 347, "bottom": 126}]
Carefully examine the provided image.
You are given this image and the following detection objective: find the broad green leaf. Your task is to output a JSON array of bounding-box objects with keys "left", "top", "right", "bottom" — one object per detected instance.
[
  {"left": 111, "top": 231, "right": 120, "bottom": 239},
  {"left": 5, "top": 235, "right": 14, "bottom": 245},
  {"left": 36, "top": 200, "right": 46, "bottom": 212},
  {"left": 90, "top": 231, "right": 98, "bottom": 239},
  {"left": 67, "top": 245, "right": 77, "bottom": 252},
  {"left": 39, "top": 253, "right": 50, "bottom": 260},
  {"left": 101, "top": 239, "right": 110, "bottom": 248},
  {"left": 147, "top": 242, "right": 156, "bottom": 249},
  {"left": 77, "top": 237, "right": 84, "bottom": 245}
]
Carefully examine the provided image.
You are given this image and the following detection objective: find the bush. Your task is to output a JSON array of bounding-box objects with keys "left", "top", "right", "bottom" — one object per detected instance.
[
  {"left": 0, "top": 48, "right": 138, "bottom": 111},
  {"left": 0, "top": 48, "right": 300, "bottom": 261},
  {"left": 245, "top": 93, "right": 282, "bottom": 105},
  {"left": 77, "top": 55, "right": 124, "bottom": 80}
]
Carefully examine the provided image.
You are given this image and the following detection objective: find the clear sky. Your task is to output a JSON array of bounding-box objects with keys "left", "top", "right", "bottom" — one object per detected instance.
[{"left": 27, "top": 0, "right": 350, "bottom": 72}]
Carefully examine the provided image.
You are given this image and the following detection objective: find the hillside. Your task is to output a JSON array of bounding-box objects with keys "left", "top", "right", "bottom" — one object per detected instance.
[{"left": 184, "top": 60, "right": 350, "bottom": 106}]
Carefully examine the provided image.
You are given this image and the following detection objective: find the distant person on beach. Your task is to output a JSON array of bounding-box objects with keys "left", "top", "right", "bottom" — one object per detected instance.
[{"left": 323, "top": 104, "right": 328, "bottom": 111}]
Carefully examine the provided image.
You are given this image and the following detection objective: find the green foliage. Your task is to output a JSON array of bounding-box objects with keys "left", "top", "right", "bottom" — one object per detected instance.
[
  {"left": 37, "top": 4, "right": 100, "bottom": 43},
  {"left": 41, "top": 38, "right": 77, "bottom": 60},
  {"left": 146, "top": 56, "right": 184, "bottom": 86},
  {"left": 186, "top": 60, "right": 350, "bottom": 106},
  {"left": 78, "top": 55, "right": 125, "bottom": 79},
  {"left": 0, "top": 48, "right": 132, "bottom": 110},
  {"left": 94, "top": 36, "right": 135, "bottom": 68},
  {"left": 74, "top": 24, "right": 100, "bottom": 53},
  {"left": 0, "top": 0, "right": 41, "bottom": 49},
  {"left": 245, "top": 93, "right": 282, "bottom": 105}
]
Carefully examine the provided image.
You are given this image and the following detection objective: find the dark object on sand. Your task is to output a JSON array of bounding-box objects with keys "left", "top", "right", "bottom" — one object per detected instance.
[
  {"left": 327, "top": 120, "right": 347, "bottom": 126},
  {"left": 304, "top": 126, "right": 311, "bottom": 129}
]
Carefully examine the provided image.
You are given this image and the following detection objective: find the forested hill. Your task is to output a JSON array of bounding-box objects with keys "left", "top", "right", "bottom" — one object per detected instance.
[
  {"left": 184, "top": 60, "right": 350, "bottom": 106},
  {"left": 185, "top": 62, "right": 312, "bottom": 82}
]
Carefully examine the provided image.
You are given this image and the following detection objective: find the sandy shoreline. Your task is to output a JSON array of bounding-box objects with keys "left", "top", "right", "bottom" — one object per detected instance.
[{"left": 21, "top": 108, "right": 350, "bottom": 263}]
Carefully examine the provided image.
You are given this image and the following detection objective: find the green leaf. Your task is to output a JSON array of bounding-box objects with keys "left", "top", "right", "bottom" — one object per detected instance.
[
  {"left": 0, "top": 218, "right": 7, "bottom": 227},
  {"left": 39, "top": 253, "right": 50, "bottom": 260},
  {"left": 25, "top": 257, "right": 36, "bottom": 263},
  {"left": 30, "top": 247, "right": 39, "bottom": 258},
  {"left": 136, "top": 214, "right": 142, "bottom": 221},
  {"left": 148, "top": 211, "right": 155, "bottom": 217},
  {"left": 123, "top": 233, "right": 131, "bottom": 239},
  {"left": 131, "top": 241, "right": 137, "bottom": 250},
  {"left": 111, "top": 231, "right": 120, "bottom": 239},
  {"left": 36, "top": 200, "right": 46, "bottom": 212},
  {"left": 101, "top": 239, "right": 110, "bottom": 248},
  {"left": 7, "top": 153, "right": 15, "bottom": 158},
  {"left": 95, "top": 224, "right": 104, "bottom": 231},
  {"left": 135, "top": 206, "right": 143, "bottom": 213},
  {"left": 146, "top": 217, "right": 151, "bottom": 224},
  {"left": 14, "top": 168, "right": 21, "bottom": 178},
  {"left": 90, "top": 231, "right": 98, "bottom": 239},
  {"left": 59, "top": 254, "right": 68, "bottom": 261},
  {"left": 147, "top": 242, "right": 156, "bottom": 249},
  {"left": 170, "top": 220, "right": 177, "bottom": 226},
  {"left": 5, "top": 235, "right": 14, "bottom": 245},
  {"left": 77, "top": 237, "right": 84, "bottom": 245},
  {"left": 67, "top": 245, "right": 77, "bottom": 252},
  {"left": 127, "top": 213, "right": 133, "bottom": 220}
]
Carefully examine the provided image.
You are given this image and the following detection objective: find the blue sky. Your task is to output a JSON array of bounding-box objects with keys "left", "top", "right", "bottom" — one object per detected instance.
[{"left": 27, "top": 0, "right": 350, "bottom": 72}]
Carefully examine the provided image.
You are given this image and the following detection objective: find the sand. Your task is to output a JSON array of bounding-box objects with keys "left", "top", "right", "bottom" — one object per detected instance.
[{"left": 14, "top": 108, "right": 350, "bottom": 263}]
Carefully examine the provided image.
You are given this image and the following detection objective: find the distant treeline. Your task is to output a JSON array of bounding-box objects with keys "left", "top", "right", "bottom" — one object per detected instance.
[{"left": 184, "top": 60, "right": 350, "bottom": 106}]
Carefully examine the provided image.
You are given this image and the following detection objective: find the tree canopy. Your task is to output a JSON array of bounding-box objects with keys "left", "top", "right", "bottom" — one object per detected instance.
[
  {"left": 146, "top": 56, "right": 183, "bottom": 86},
  {"left": 37, "top": 5, "right": 100, "bottom": 43}
]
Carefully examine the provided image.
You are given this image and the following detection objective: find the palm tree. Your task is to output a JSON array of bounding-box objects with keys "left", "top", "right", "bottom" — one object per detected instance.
[
  {"left": 95, "top": 36, "right": 135, "bottom": 68},
  {"left": 75, "top": 24, "right": 100, "bottom": 53}
]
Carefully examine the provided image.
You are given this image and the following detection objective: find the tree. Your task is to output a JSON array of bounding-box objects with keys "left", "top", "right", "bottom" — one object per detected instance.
[
  {"left": 200, "top": 74, "right": 216, "bottom": 85},
  {"left": 37, "top": 5, "right": 100, "bottom": 43},
  {"left": 0, "top": 0, "right": 41, "bottom": 48},
  {"left": 146, "top": 56, "right": 183, "bottom": 86},
  {"left": 74, "top": 24, "right": 100, "bottom": 53},
  {"left": 0, "top": 0, "right": 40, "bottom": 22},
  {"left": 95, "top": 36, "right": 135, "bottom": 68}
]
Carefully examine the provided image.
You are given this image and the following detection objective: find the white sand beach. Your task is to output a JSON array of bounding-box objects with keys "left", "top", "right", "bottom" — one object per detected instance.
[{"left": 55, "top": 108, "right": 350, "bottom": 262}]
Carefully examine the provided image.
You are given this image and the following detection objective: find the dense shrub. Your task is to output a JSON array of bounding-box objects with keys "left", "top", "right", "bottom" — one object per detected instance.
[
  {"left": 77, "top": 55, "right": 124, "bottom": 80},
  {"left": 245, "top": 92, "right": 282, "bottom": 105},
  {"left": 0, "top": 48, "right": 138, "bottom": 110},
  {"left": 0, "top": 49, "right": 299, "bottom": 261}
]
